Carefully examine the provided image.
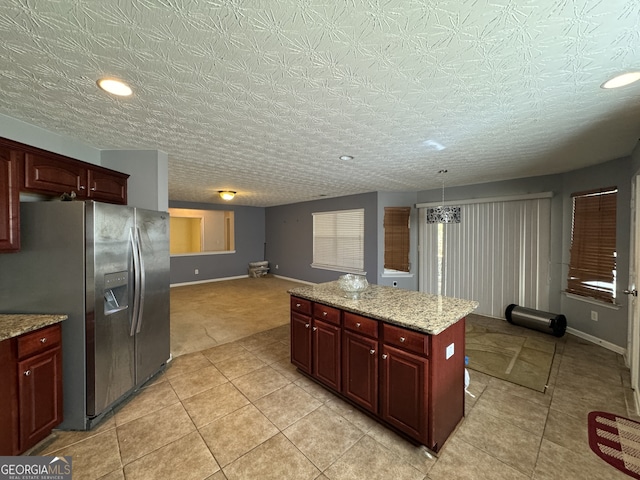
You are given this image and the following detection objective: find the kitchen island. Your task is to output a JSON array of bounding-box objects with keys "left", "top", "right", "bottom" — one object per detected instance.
[
  {"left": 0, "top": 313, "right": 67, "bottom": 455},
  {"left": 289, "top": 281, "right": 478, "bottom": 452}
]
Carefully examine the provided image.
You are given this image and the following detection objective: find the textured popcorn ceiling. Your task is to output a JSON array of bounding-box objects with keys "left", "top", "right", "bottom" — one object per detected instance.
[{"left": 0, "top": 0, "right": 638, "bottom": 206}]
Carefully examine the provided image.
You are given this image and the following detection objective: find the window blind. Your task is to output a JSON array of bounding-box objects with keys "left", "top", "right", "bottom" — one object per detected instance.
[
  {"left": 420, "top": 197, "right": 551, "bottom": 317},
  {"left": 384, "top": 207, "right": 410, "bottom": 272},
  {"left": 567, "top": 187, "right": 617, "bottom": 303},
  {"left": 312, "top": 209, "right": 364, "bottom": 273}
]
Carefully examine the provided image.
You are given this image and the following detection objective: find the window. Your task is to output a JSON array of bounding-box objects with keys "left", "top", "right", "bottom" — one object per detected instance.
[
  {"left": 384, "top": 207, "right": 411, "bottom": 272},
  {"left": 567, "top": 187, "right": 617, "bottom": 303},
  {"left": 312, "top": 209, "right": 364, "bottom": 273}
]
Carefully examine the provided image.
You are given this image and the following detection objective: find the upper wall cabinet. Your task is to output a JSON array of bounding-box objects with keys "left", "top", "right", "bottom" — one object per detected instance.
[
  {"left": 0, "top": 138, "right": 129, "bottom": 253},
  {"left": 24, "top": 152, "right": 128, "bottom": 204},
  {"left": 0, "top": 148, "right": 21, "bottom": 252}
]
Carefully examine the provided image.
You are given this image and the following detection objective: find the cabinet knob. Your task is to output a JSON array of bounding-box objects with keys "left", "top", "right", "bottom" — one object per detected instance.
[
  {"left": 40, "top": 337, "right": 47, "bottom": 343},
  {"left": 305, "top": 323, "right": 310, "bottom": 328},
  {"left": 313, "top": 327, "right": 317, "bottom": 331},
  {"left": 323, "top": 311, "right": 328, "bottom": 316},
  {"left": 296, "top": 303, "right": 301, "bottom": 307},
  {"left": 370, "top": 349, "right": 375, "bottom": 355},
  {"left": 356, "top": 322, "right": 361, "bottom": 328},
  {"left": 400, "top": 336, "right": 406, "bottom": 343},
  {"left": 382, "top": 354, "right": 388, "bottom": 360},
  {"left": 24, "top": 370, "right": 31, "bottom": 376},
  {"left": 91, "top": 187, "right": 96, "bottom": 191},
  {"left": 79, "top": 185, "right": 86, "bottom": 190}
]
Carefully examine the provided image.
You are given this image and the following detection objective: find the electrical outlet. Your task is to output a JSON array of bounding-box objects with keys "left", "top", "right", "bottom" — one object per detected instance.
[
  {"left": 275, "top": 264, "right": 279, "bottom": 269},
  {"left": 195, "top": 269, "right": 199, "bottom": 275},
  {"left": 591, "top": 310, "right": 598, "bottom": 321},
  {"left": 392, "top": 281, "right": 398, "bottom": 287}
]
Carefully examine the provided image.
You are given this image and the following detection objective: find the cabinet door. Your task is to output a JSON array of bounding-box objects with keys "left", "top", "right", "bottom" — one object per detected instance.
[
  {"left": 17, "top": 346, "right": 63, "bottom": 452},
  {"left": 87, "top": 169, "right": 128, "bottom": 204},
  {"left": 312, "top": 318, "right": 341, "bottom": 391},
  {"left": 291, "top": 312, "right": 312, "bottom": 374},
  {"left": 0, "top": 148, "right": 20, "bottom": 252},
  {"left": 24, "top": 152, "right": 87, "bottom": 196},
  {"left": 342, "top": 331, "right": 378, "bottom": 413},
  {"left": 380, "top": 344, "right": 428, "bottom": 444}
]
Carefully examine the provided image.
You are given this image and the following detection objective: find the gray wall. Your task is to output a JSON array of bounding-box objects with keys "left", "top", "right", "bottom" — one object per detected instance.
[
  {"left": 265, "top": 192, "right": 378, "bottom": 285},
  {"left": 102, "top": 150, "right": 169, "bottom": 211},
  {"left": 559, "top": 156, "right": 631, "bottom": 347},
  {"left": 376, "top": 192, "right": 419, "bottom": 291},
  {"left": 415, "top": 157, "right": 632, "bottom": 348},
  {"left": 169, "top": 201, "right": 266, "bottom": 285}
]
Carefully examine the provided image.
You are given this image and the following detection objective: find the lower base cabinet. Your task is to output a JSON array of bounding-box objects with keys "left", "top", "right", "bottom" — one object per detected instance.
[
  {"left": 291, "top": 296, "right": 465, "bottom": 452},
  {"left": 0, "top": 324, "right": 63, "bottom": 455}
]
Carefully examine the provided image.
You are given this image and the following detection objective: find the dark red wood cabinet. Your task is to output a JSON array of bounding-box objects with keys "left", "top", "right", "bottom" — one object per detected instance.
[
  {"left": 0, "top": 324, "right": 63, "bottom": 455},
  {"left": 0, "top": 147, "right": 20, "bottom": 252},
  {"left": 342, "top": 312, "right": 379, "bottom": 413},
  {"left": 24, "top": 152, "right": 128, "bottom": 204},
  {"left": 290, "top": 297, "right": 341, "bottom": 390},
  {"left": 290, "top": 295, "right": 465, "bottom": 452},
  {"left": 0, "top": 137, "right": 129, "bottom": 253}
]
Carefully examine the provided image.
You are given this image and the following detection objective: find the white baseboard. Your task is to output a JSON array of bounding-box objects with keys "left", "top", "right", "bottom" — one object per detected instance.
[
  {"left": 170, "top": 275, "right": 248, "bottom": 287},
  {"left": 272, "top": 274, "right": 316, "bottom": 285},
  {"left": 566, "top": 326, "right": 626, "bottom": 356}
]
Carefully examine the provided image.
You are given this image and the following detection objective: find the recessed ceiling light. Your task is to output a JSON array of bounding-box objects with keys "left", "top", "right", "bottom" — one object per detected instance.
[
  {"left": 339, "top": 155, "right": 354, "bottom": 161},
  {"left": 97, "top": 78, "right": 133, "bottom": 96},
  {"left": 601, "top": 72, "right": 640, "bottom": 89}
]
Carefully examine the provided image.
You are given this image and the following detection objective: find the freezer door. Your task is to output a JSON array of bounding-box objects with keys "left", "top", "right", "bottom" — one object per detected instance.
[
  {"left": 134, "top": 208, "right": 170, "bottom": 385},
  {"left": 88, "top": 202, "right": 136, "bottom": 416}
]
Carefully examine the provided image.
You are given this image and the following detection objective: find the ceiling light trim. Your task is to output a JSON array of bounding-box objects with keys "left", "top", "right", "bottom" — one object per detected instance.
[
  {"left": 218, "top": 190, "right": 236, "bottom": 201},
  {"left": 97, "top": 78, "right": 133, "bottom": 96}
]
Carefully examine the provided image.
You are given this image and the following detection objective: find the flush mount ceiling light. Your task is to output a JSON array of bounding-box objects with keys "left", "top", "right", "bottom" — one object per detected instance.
[
  {"left": 218, "top": 191, "right": 236, "bottom": 201},
  {"left": 339, "top": 155, "right": 354, "bottom": 161},
  {"left": 97, "top": 78, "right": 133, "bottom": 96},
  {"left": 601, "top": 72, "right": 640, "bottom": 89}
]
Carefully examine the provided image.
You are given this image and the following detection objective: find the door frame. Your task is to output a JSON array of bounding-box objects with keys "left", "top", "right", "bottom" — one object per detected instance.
[{"left": 628, "top": 172, "right": 640, "bottom": 413}]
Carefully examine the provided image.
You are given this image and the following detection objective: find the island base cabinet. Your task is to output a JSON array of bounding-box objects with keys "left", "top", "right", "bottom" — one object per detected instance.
[
  {"left": 290, "top": 312, "right": 312, "bottom": 375},
  {"left": 18, "top": 346, "right": 63, "bottom": 452},
  {"left": 380, "top": 345, "right": 428, "bottom": 445},
  {"left": 342, "top": 331, "right": 378, "bottom": 413},
  {"left": 312, "top": 319, "right": 341, "bottom": 391}
]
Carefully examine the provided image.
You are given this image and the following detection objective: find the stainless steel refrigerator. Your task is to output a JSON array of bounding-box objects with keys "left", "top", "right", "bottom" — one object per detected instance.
[{"left": 0, "top": 200, "right": 170, "bottom": 430}]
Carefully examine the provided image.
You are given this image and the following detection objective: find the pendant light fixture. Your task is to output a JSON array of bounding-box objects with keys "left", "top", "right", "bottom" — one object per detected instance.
[{"left": 426, "top": 169, "right": 461, "bottom": 224}]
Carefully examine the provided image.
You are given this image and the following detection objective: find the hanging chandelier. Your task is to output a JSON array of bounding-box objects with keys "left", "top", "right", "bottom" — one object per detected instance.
[{"left": 426, "top": 169, "right": 461, "bottom": 224}]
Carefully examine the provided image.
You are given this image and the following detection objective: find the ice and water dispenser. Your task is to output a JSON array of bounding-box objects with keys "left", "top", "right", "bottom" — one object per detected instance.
[{"left": 104, "top": 271, "right": 129, "bottom": 315}]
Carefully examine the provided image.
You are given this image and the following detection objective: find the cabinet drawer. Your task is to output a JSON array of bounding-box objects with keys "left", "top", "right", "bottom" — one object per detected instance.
[
  {"left": 382, "top": 323, "right": 429, "bottom": 357},
  {"left": 291, "top": 297, "right": 312, "bottom": 316},
  {"left": 344, "top": 312, "right": 378, "bottom": 339},
  {"left": 17, "top": 325, "right": 61, "bottom": 359},
  {"left": 313, "top": 303, "right": 341, "bottom": 326}
]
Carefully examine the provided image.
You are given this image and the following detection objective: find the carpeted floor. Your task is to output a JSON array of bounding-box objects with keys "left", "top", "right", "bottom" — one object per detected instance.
[{"left": 170, "top": 275, "right": 307, "bottom": 357}]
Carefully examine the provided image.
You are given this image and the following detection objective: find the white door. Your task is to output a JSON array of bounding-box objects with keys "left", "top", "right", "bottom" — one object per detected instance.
[{"left": 628, "top": 173, "right": 640, "bottom": 411}]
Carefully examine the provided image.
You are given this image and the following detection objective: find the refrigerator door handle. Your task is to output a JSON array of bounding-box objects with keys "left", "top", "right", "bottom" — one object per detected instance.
[
  {"left": 130, "top": 227, "right": 141, "bottom": 337},
  {"left": 135, "top": 227, "right": 146, "bottom": 334}
]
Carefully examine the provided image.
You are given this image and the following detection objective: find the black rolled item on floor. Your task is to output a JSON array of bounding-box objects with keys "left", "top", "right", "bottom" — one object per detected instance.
[{"left": 505, "top": 304, "right": 567, "bottom": 337}]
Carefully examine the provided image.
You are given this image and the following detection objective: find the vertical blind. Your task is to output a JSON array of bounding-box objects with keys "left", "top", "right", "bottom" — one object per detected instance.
[
  {"left": 312, "top": 209, "right": 364, "bottom": 272},
  {"left": 567, "top": 187, "right": 617, "bottom": 303},
  {"left": 420, "top": 197, "right": 551, "bottom": 318},
  {"left": 384, "top": 207, "right": 411, "bottom": 272}
]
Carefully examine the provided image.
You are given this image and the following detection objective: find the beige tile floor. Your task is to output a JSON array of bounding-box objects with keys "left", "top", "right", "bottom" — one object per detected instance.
[{"left": 32, "top": 277, "right": 638, "bottom": 479}]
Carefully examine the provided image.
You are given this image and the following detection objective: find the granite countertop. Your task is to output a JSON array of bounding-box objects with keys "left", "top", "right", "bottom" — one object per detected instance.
[
  {"left": 289, "top": 281, "right": 478, "bottom": 335},
  {"left": 0, "top": 314, "right": 68, "bottom": 342}
]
